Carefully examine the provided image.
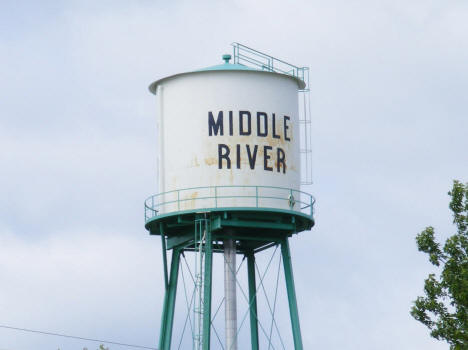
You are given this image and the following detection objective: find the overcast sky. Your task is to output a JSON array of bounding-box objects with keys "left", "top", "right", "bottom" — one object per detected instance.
[{"left": 1, "top": 0, "right": 467, "bottom": 349}]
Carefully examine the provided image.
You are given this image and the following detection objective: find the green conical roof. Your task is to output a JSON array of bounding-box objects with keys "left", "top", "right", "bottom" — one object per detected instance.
[
  {"left": 149, "top": 54, "right": 305, "bottom": 94},
  {"left": 195, "top": 62, "right": 259, "bottom": 71},
  {"left": 195, "top": 54, "right": 258, "bottom": 72}
]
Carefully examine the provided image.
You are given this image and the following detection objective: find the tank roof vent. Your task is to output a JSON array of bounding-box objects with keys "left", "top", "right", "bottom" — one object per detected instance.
[{"left": 222, "top": 54, "right": 232, "bottom": 63}]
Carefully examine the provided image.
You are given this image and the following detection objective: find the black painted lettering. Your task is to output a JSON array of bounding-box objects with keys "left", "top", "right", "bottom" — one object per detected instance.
[
  {"left": 246, "top": 145, "right": 258, "bottom": 169},
  {"left": 236, "top": 144, "right": 241, "bottom": 169},
  {"left": 264, "top": 146, "right": 273, "bottom": 171},
  {"left": 257, "top": 112, "right": 268, "bottom": 137},
  {"left": 277, "top": 147, "right": 286, "bottom": 173},
  {"left": 272, "top": 113, "right": 280, "bottom": 139},
  {"left": 229, "top": 111, "right": 233, "bottom": 136},
  {"left": 218, "top": 144, "right": 231, "bottom": 169},
  {"left": 284, "top": 116, "right": 291, "bottom": 141},
  {"left": 208, "top": 111, "right": 224, "bottom": 136},
  {"left": 239, "top": 111, "right": 251, "bottom": 136}
]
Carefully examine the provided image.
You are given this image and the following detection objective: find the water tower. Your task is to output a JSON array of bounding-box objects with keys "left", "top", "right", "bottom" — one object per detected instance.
[{"left": 145, "top": 43, "right": 314, "bottom": 350}]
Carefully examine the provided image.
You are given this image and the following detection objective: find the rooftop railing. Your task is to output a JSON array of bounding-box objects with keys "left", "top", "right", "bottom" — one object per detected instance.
[{"left": 232, "top": 42, "right": 310, "bottom": 91}]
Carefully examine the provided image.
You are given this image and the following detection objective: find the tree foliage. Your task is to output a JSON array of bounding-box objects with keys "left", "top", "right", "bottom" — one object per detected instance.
[{"left": 411, "top": 180, "right": 468, "bottom": 349}]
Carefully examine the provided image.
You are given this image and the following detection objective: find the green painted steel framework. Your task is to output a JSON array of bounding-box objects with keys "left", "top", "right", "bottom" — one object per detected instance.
[{"left": 145, "top": 189, "right": 314, "bottom": 350}]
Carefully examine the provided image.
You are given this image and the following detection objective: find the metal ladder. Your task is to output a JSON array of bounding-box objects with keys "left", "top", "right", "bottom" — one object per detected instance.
[{"left": 193, "top": 218, "right": 209, "bottom": 349}]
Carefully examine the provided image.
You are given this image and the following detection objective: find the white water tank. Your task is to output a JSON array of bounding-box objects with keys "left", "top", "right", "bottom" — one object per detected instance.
[{"left": 149, "top": 55, "right": 306, "bottom": 215}]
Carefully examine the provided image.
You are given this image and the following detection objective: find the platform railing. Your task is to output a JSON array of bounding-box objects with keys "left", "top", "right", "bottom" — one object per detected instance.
[{"left": 144, "top": 185, "right": 314, "bottom": 222}]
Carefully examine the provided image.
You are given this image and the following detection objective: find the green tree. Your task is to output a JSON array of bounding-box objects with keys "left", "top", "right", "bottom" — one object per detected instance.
[{"left": 411, "top": 180, "right": 468, "bottom": 349}]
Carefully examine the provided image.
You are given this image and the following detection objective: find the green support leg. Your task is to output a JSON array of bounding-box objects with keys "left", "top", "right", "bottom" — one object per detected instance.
[
  {"left": 158, "top": 225, "right": 170, "bottom": 350},
  {"left": 158, "top": 285, "right": 169, "bottom": 350},
  {"left": 202, "top": 225, "right": 213, "bottom": 350},
  {"left": 281, "top": 237, "right": 304, "bottom": 350},
  {"left": 160, "top": 223, "right": 169, "bottom": 290},
  {"left": 247, "top": 251, "right": 259, "bottom": 350},
  {"left": 162, "top": 248, "right": 181, "bottom": 350}
]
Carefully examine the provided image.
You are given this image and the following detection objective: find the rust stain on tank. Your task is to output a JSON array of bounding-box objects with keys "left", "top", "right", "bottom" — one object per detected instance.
[
  {"left": 264, "top": 134, "right": 286, "bottom": 147},
  {"left": 187, "top": 191, "right": 198, "bottom": 210},
  {"left": 204, "top": 157, "right": 217, "bottom": 166}
]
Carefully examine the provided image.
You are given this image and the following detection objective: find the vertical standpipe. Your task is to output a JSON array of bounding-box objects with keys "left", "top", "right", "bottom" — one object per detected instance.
[{"left": 224, "top": 239, "right": 237, "bottom": 350}]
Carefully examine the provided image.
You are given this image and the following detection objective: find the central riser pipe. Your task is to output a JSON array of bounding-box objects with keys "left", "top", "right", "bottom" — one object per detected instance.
[{"left": 224, "top": 239, "right": 237, "bottom": 350}]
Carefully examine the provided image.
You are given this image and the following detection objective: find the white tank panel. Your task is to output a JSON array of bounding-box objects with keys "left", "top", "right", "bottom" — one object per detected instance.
[{"left": 153, "top": 70, "right": 301, "bottom": 214}]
